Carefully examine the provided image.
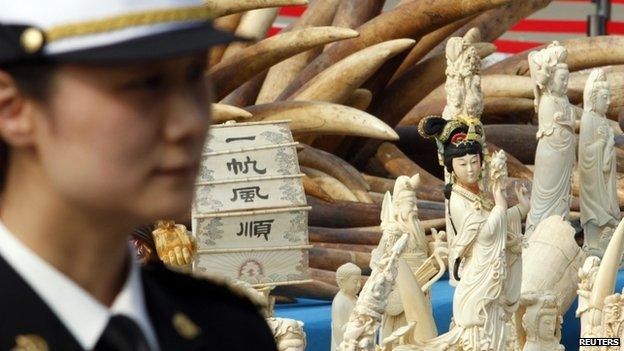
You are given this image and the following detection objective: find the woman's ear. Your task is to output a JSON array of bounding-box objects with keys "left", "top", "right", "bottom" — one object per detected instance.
[{"left": 0, "top": 70, "right": 35, "bottom": 147}]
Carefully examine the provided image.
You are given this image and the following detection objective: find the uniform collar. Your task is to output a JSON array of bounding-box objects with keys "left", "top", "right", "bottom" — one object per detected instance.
[{"left": 0, "top": 220, "right": 159, "bottom": 350}]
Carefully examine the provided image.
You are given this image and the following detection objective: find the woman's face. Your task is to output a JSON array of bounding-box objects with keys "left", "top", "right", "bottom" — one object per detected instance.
[
  {"left": 537, "top": 314, "right": 557, "bottom": 341},
  {"left": 551, "top": 67, "right": 568, "bottom": 95},
  {"left": 28, "top": 55, "right": 211, "bottom": 223},
  {"left": 594, "top": 88, "right": 610, "bottom": 115},
  {"left": 452, "top": 153, "right": 481, "bottom": 186}
]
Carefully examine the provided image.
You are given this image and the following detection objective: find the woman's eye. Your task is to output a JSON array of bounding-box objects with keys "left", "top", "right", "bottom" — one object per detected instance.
[
  {"left": 124, "top": 75, "right": 165, "bottom": 91},
  {"left": 186, "top": 62, "right": 205, "bottom": 84}
]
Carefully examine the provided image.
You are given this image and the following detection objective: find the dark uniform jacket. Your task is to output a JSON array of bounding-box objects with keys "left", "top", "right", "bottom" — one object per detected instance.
[{"left": 0, "top": 256, "right": 278, "bottom": 351}]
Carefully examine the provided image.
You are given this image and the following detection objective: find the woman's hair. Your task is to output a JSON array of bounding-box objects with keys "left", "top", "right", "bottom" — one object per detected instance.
[
  {"left": 0, "top": 61, "right": 57, "bottom": 191},
  {"left": 583, "top": 68, "right": 610, "bottom": 113},
  {"left": 419, "top": 116, "right": 483, "bottom": 199},
  {"left": 528, "top": 41, "right": 568, "bottom": 111}
]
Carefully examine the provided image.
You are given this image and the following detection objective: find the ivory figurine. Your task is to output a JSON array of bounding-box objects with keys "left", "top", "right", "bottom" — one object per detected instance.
[
  {"left": 339, "top": 234, "right": 409, "bottom": 351},
  {"left": 519, "top": 215, "right": 586, "bottom": 348},
  {"left": 332, "top": 262, "right": 362, "bottom": 351},
  {"left": 577, "top": 217, "right": 624, "bottom": 346},
  {"left": 579, "top": 68, "right": 621, "bottom": 257},
  {"left": 525, "top": 41, "right": 578, "bottom": 235},
  {"left": 382, "top": 119, "right": 527, "bottom": 350},
  {"left": 442, "top": 28, "right": 484, "bottom": 122},
  {"left": 267, "top": 318, "right": 307, "bottom": 351},
  {"left": 371, "top": 174, "right": 436, "bottom": 340},
  {"left": 131, "top": 220, "right": 197, "bottom": 268},
  {"left": 230, "top": 280, "right": 308, "bottom": 351},
  {"left": 520, "top": 292, "right": 564, "bottom": 351}
]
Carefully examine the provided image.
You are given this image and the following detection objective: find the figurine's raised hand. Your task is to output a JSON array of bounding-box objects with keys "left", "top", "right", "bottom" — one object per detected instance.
[
  {"left": 514, "top": 182, "right": 530, "bottom": 212},
  {"left": 152, "top": 220, "right": 197, "bottom": 267},
  {"left": 492, "top": 182, "right": 507, "bottom": 209}
]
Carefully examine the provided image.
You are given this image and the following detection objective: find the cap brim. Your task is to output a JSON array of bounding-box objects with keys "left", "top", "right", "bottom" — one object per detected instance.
[{"left": 49, "top": 22, "right": 248, "bottom": 63}]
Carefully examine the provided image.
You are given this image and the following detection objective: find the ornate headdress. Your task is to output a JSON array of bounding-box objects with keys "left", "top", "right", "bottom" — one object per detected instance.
[
  {"left": 528, "top": 41, "right": 569, "bottom": 111},
  {"left": 521, "top": 291, "right": 561, "bottom": 340},
  {"left": 417, "top": 114, "right": 485, "bottom": 166}
]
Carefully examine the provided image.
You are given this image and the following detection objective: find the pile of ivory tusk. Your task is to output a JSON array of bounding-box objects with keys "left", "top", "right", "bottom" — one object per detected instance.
[{"left": 206, "top": 0, "right": 624, "bottom": 300}]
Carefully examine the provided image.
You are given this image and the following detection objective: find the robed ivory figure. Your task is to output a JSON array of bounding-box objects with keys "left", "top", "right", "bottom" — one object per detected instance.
[
  {"left": 525, "top": 41, "right": 578, "bottom": 235},
  {"left": 579, "top": 68, "right": 621, "bottom": 257},
  {"left": 370, "top": 174, "right": 445, "bottom": 341},
  {"left": 332, "top": 263, "right": 362, "bottom": 351},
  {"left": 371, "top": 118, "right": 527, "bottom": 351}
]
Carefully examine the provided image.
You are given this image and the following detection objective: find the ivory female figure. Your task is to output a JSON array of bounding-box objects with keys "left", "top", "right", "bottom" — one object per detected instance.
[
  {"left": 525, "top": 41, "right": 577, "bottom": 235},
  {"left": 521, "top": 292, "right": 564, "bottom": 351},
  {"left": 409, "top": 117, "right": 529, "bottom": 350},
  {"left": 446, "top": 151, "right": 528, "bottom": 349},
  {"left": 579, "top": 68, "right": 621, "bottom": 257}
]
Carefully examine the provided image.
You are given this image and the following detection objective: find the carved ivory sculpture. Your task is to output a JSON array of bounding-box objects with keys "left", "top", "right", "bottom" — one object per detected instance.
[
  {"left": 130, "top": 220, "right": 197, "bottom": 268},
  {"left": 520, "top": 292, "right": 564, "bottom": 351},
  {"left": 380, "top": 126, "right": 525, "bottom": 350},
  {"left": 579, "top": 68, "right": 621, "bottom": 257},
  {"left": 339, "top": 234, "right": 409, "bottom": 351},
  {"left": 267, "top": 318, "right": 307, "bottom": 351},
  {"left": 442, "top": 28, "right": 484, "bottom": 122},
  {"left": 519, "top": 215, "right": 585, "bottom": 349},
  {"left": 231, "top": 280, "right": 307, "bottom": 351},
  {"left": 439, "top": 29, "right": 487, "bottom": 195},
  {"left": 332, "top": 263, "right": 362, "bottom": 351},
  {"left": 370, "top": 174, "right": 447, "bottom": 341},
  {"left": 525, "top": 41, "right": 577, "bottom": 235},
  {"left": 577, "top": 217, "right": 624, "bottom": 347}
]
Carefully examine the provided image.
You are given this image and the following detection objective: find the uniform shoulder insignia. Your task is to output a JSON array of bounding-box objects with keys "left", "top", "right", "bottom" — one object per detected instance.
[{"left": 12, "top": 334, "right": 48, "bottom": 351}]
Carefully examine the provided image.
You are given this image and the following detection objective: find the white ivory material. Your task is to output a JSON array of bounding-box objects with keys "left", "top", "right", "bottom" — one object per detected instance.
[
  {"left": 371, "top": 175, "right": 431, "bottom": 340},
  {"left": 339, "top": 235, "right": 409, "bottom": 351},
  {"left": 267, "top": 318, "right": 307, "bottom": 351},
  {"left": 441, "top": 28, "right": 484, "bottom": 122},
  {"left": 521, "top": 215, "right": 586, "bottom": 318},
  {"left": 579, "top": 68, "right": 621, "bottom": 257},
  {"left": 525, "top": 41, "right": 578, "bottom": 235},
  {"left": 332, "top": 263, "right": 362, "bottom": 351},
  {"left": 520, "top": 292, "right": 565, "bottom": 351},
  {"left": 229, "top": 280, "right": 308, "bottom": 351},
  {"left": 384, "top": 152, "right": 527, "bottom": 351},
  {"left": 577, "top": 217, "right": 624, "bottom": 346}
]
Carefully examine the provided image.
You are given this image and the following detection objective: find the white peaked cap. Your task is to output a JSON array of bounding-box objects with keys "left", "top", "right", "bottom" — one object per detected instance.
[{"left": 0, "top": 0, "right": 241, "bottom": 64}]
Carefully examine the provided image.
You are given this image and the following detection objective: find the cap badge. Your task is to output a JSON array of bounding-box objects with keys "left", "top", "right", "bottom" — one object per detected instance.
[{"left": 20, "top": 28, "right": 44, "bottom": 54}]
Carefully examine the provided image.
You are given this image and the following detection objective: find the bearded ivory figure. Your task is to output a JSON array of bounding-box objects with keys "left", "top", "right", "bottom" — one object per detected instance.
[
  {"left": 579, "top": 68, "right": 621, "bottom": 257},
  {"left": 332, "top": 263, "right": 362, "bottom": 351},
  {"left": 370, "top": 174, "right": 447, "bottom": 341},
  {"left": 525, "top": 41, "right": 578, "bottom": 235}
]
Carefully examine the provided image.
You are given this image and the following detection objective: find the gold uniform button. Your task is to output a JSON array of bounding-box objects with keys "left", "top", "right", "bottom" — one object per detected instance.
[
  {"left": 12, "top": 334, "right": 48, "bottom": 351},
  {"left": 20, "top": 28, "right": 44, "bottom": 54},
  {"left": 173, "top": 312, "right": 201, "bottom": 340}
]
